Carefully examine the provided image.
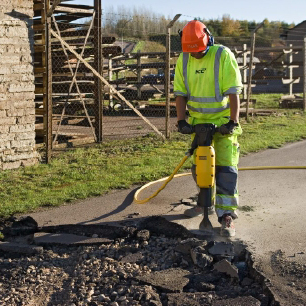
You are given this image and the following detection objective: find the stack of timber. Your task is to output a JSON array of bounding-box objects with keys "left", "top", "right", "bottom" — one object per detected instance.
[
  {"left": 279, "top": 95, "right": 304, "bottom": 108},
  {"left": 33, "top": 0, "right": 119, "bottom": 146}
]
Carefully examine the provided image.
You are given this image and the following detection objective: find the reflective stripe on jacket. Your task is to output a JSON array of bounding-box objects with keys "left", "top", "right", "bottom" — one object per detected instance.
[{"left": 173, "top": 45, "right": 243, "bottom": 120}]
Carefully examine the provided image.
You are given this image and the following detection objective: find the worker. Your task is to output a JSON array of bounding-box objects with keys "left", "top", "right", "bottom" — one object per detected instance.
[{"left": 174, "top": 20, "right": 243, "bottom": 237}]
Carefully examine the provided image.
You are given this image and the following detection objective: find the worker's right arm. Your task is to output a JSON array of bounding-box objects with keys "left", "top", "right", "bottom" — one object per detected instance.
[
  {"left": 176, "top": 95, "right": 187, "bottom": 121},
  {"left": 173, "top": 53, "right": 193, "bottom": 134},
  {"left": 175, "top": 96, "right": 194, "bottom": 134},
  {"left": 174, "top": 54, "right": 188, "bottom": 122}
]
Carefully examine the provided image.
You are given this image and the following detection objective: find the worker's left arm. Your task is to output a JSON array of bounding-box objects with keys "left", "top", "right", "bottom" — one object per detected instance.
[
  {"left": 229, "top": 94, "right": 240, "bottom": 123},
  {"left": 221, "top": 48, "right": 243, "bottom": 112},
  {"left": 219, "top": 49, "right": 242, "bottom": 135}
]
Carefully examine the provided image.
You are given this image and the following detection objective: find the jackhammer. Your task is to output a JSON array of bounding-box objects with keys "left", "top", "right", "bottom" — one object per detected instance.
[{"left": 188, "top": 123, "right": 219, "bottom": 234}]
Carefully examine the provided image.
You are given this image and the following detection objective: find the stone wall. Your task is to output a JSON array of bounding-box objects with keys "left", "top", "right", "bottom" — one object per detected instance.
[{"left": 0, "top": 1, "right": 39, "bottom": 170}]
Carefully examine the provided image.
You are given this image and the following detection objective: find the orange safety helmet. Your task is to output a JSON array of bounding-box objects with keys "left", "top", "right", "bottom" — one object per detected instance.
[{"left": 181, "top": 20, "right": 210, "bottom": 53}]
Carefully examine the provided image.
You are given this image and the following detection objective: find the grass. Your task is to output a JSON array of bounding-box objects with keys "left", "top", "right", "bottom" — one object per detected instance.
[
  {"left": 252, "top": 93, "right": 282, "bottom": 109},
  {"left": 0, "top": 97, "right": 306, "bottom": 217}
]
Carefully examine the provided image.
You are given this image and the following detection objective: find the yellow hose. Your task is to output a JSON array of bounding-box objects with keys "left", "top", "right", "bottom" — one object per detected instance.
[
  {"left": 133, "top": 157, "right": 306, "bottom": 204},
  {"left": 134, "top": 155, "right": 190, "bottom": 204}
]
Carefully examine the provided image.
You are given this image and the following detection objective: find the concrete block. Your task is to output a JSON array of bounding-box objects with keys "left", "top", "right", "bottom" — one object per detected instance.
[
  {"left": 7, "top": 108, "right": 25, "bottom": 117},
  {"left": 13, "top": 100, "right": 34, "bottom": 109},
  {"left": 10, "top": 139, "right": 35, "bottom": 148},
  {"left": 190, "top": 246, "right": 213, "bottom": 268},
  {"left": 213, "top": 259, "right": 239, "bottom": 279},
  {"left": 16, "top": 115, "right": 35, "bottom": 125},
  {"left": 14, "top": 131, "right": 35, "bottom": 141},
  {"left": 0, "top": 66, "right": 11, "bottom": 75},
  {"left": 120, "top": 252, "right": 144, "bottom": 264},
  {"left": 0, "top": 84, "right": 7, "bottom": 92},
  {"left": 2, "top": 152, "right": 35, "bottom": 162},
  {"left": 1, "top": 55, "right": 20, "bottom": 64},
  {"left": 9, "top": 124, "right": 34, "bottom": 133},
  {"left": 0, "top": 125, "right": 9, "bottom": 133},
  {"left": 175, "top": 238, "right": 207, "bottom": 255},
  {"left": 20, "top": 54, "right": 32, "bottom": 63},
  {"left": 135, "top": 268, "right": 190, "bottom": 293},
  {"left": 0, "top": 133, "right": 14, "bottom": 141},
  {"left": 8, "top": 82, "right": 35, "bottom": 93},
  {"left": 20, "top": 73, "right": 34, "bottom": 82},
  {"left": 0, "top": 27, "right": 6, "bottom": 37},
  {"left": 0, "top": 117, "right": 16, "bottom": 125},
  {"left": 0, "top": 74, "right": 12, "bottom": 82},
  {"left": 6, "top": 27, "right": 28, "bottom": 38},
  {"left": 25, "top": 108, "right": 35, "bottom": 115},
  {"left": 21, "top": 157, "right": 38, "bottom": 167},
  {"left": 16, "top": 148, "right": 33, "bottom": 155},
  {"left": 208, "top": 241, "right": 235, "bottom": 256},
  {"left": 0, "top": 98, "right": 9, "bottom": 106},
  {"left": 0, "top": 141, "right": 11, "bottom": 150},
  {"left": 11, "top": 64, "right": 33, "bottom": 74},
  {"left": 0, "top": 37, "right": 26, "bottom": 45},
  {"left": 2, "top": 160, "right": 21, "bottom": 170}
]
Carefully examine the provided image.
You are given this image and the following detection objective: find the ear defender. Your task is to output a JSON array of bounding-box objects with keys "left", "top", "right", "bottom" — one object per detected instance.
[{"left": 205, "top": 28, "right": 214, "bottom": 46}]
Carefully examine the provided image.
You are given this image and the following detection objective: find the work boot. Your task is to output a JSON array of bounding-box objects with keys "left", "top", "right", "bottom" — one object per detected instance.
[
  {"left": 220, "top": 214, "right": 235, "bottom": 237},
  {"left": 184, "top": 205, "right": 215, "bottom": 217}
]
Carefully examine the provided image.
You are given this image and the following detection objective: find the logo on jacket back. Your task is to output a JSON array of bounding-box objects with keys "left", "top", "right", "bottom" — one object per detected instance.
[{"left": 195, "top": 68, "right": 206, "bottom": 74}]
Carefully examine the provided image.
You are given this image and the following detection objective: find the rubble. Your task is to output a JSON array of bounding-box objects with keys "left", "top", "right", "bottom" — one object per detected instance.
[
  {"left": 0, "top": 216, "right": 275, "bottom": 305},
  {"left": 190, "top": 246, "right": 214, "bottom": 268},
  {"left": 135, "top": 268, "right": 190, "bottom": 293},
  {"left": 214, "top": 259, "right": 239, "bottom": 280}
]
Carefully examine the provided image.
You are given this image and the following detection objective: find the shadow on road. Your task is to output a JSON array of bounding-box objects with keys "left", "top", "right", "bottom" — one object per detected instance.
[{"left": 77, "top": 188, "right": 138, "bottom": 225}]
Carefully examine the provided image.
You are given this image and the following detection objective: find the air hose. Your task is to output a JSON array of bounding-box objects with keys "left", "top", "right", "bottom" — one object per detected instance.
[{"left": 133, "top": 153, "right": 306, "bottom": 204}]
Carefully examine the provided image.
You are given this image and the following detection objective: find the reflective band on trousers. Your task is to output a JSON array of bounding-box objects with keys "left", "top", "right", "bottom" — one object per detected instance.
[
  {"left": 215, "top": 194, "right": 238, "bottom": 209},
  {"left": 215, "top": 205, "right": 238, "bottom": 211},
  {"left": 183, "top": 46, "right": 228, "bottom": 113}
]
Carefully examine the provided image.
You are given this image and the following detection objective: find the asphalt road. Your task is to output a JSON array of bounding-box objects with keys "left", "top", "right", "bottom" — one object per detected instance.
[{"left": 28, "top": 139, "right": 306, "bottom": 305}]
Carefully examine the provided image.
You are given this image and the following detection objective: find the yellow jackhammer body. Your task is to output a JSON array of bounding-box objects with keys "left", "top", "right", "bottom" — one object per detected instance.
[{"left": 190, "top": 124, "right": 218, "bottom": 233}]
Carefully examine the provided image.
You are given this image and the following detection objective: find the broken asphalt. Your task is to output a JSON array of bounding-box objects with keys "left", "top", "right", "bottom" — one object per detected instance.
[{"left": 27, "top": 139, "right": 306, "bottom": 305}]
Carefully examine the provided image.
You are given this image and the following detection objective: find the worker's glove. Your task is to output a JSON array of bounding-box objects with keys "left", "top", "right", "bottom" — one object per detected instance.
[
  {"left": 177, "top": 120, "right": 194, "bottom": 134},
  {"left": 219, "top": 120, "right": 239, "bottom": 135}
]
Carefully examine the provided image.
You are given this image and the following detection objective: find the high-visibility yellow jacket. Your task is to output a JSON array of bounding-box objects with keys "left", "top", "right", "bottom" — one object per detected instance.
[{"left": 174, "top": 45, "right": 243, "bottom": 120}]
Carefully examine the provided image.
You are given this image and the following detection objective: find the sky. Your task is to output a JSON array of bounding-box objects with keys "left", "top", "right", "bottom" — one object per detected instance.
[{"left": 70, "top": 0, "right": 306, "bottom": 25}]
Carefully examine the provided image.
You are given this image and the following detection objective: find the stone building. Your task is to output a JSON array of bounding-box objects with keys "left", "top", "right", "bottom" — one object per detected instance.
[{"left": 0, "top": 0, "right": 39, "bottom": 170}]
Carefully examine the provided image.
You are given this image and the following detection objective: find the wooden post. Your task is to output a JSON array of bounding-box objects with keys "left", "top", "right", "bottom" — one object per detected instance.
[
  {"left": 246, "top": 22, "right": 263, "bottom": 121},
  {"left": 137, "top": 50, "right": 141, "bottom": 100},
  {"left": 47, "top": 0, "right": 61, "bottom": 17},
  {"left": 303, "top": 37, "right": 306, "bottom": 111},
  {"left": 94, "top": 0, "right": 103, "bottom": 142},
  {"left": 165, "top": 14, "right": 181, "bottom": 138},
  {"left": 44, "top": 0, "right": 52, "bottom": 163},
  {"left": 108, "top": 58, "right": 113, "bottom": 108},
  {"left": 242, "top": 44, "right": 247, "bottom": 100},
  {"left": 165, "top": 26, "right": 171, "bottom": 138}
]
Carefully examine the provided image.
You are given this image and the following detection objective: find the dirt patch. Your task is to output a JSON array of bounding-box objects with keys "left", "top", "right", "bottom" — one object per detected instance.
[{"left": 267, "top": 249, "right": 306, "bottom": 305}]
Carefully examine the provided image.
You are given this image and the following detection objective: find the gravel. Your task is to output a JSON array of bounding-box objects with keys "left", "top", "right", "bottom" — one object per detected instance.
[{"left": 0, "top": 217, "right": 270, "bottom": 305}]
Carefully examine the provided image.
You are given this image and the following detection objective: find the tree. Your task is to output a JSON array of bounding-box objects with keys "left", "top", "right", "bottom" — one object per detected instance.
[{"left": 220, "top": 15, "right": 241, "bottom": 37}]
